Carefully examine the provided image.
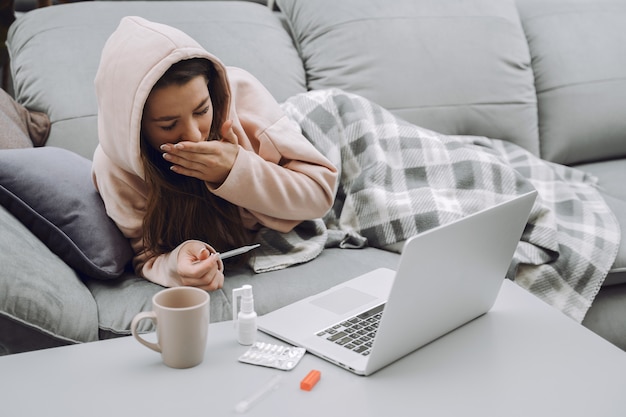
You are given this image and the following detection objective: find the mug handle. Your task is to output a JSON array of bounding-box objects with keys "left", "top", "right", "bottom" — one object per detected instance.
[{"left": 131, "top": 311, "right": 161, "bottom": 353}]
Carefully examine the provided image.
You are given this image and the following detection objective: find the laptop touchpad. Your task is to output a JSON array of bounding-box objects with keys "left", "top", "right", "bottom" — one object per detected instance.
[{"left": 310, "top": 287, "right": 376, "bottom": 315}]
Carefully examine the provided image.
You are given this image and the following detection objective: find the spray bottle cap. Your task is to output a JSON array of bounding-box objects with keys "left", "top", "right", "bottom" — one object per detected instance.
[
  {"left": 232, "top": 285, "right": 255, "bottom": 323},
  {"left": 232, "top": 285, "right": 257, "bottom": 345}
]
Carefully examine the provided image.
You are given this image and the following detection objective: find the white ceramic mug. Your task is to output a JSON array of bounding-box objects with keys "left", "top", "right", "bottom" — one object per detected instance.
[{"left": 131, "top": 287, "right": 210, "bottom": 369}]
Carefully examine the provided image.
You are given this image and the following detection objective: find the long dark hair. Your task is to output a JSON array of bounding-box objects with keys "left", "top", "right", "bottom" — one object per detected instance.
[{"left": 140, "top": 58, "right": 251, "bottom": 260}]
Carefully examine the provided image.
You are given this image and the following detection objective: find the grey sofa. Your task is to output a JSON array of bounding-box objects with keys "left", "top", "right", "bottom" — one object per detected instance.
[{"left": 1, "top": 0, "right": 625, "bottom": 355}]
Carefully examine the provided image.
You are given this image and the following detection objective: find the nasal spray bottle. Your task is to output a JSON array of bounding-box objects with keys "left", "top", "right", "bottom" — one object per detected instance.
[{"left": 232, "top": 285, "right": 257, "bottom": 345}]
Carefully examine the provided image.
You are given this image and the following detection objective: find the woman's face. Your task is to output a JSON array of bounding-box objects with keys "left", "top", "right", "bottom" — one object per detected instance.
[{"left": 142, "top": 75, "right": 214, "bottom": 149}]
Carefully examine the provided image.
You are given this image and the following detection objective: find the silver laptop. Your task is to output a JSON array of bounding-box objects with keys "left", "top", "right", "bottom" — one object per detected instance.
[{"left": 258, "top": 190, "right": 537, "bottom": 376}]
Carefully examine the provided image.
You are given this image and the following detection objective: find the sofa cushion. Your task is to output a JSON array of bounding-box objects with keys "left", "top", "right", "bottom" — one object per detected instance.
[
  {"left": 89, "top": 246, "right": 400, "bottom": 338},
  {"left": 516, "top": 0, "right": 626, "bottom": 165},
  {"left": 582, "top": 282, "right": 626, "bottom": 350},
  {"left": 576, "top": 159, "right": 626, "bottom": 286},
  {"left": 277, "top": 0, "right": 539, "bottom": 155},
  {"left": 0, "top": 147, "right": 133, "bottom": 280},
  {"left": 7, "top": 1, "right": 305, "bottom": 160},
  {"left": 0, "top": 204, "right": 99, "bottom": 353}
]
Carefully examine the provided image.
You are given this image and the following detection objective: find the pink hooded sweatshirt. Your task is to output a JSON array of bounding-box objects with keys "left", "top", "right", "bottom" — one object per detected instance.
[{"left": 92, "top": 17, "right": 337, "bottom": 286}]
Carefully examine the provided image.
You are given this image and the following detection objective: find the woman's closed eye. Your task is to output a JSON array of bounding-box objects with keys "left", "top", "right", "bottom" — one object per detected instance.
[
  {"left": 160, "top": 122, "right": 177, "bottom": 131},
  {"left": 195, "top": 105, "right": 210, "bottom": 116},
  {"left": 159, "top": 106, "right": 209, "bottom": 131}
]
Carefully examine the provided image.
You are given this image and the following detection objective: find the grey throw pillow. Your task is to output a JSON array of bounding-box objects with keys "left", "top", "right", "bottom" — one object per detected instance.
[{"left": 0, "top": 147, "right": 133, "bottom": 279}]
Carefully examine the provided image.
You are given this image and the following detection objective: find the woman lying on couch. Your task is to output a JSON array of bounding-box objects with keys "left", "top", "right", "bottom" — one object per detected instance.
[{"left": 91, "top": 17, "right": 617, "bottom": 326}]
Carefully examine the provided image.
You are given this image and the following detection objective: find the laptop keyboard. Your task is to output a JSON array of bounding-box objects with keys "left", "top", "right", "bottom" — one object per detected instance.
[{"left": 315, "top": 304, "right": 385, "bottom": 356}]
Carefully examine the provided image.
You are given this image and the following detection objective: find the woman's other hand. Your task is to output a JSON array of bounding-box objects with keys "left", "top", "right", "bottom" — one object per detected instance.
[{"left": 175, "top": 240, "right": 224, "bottom": 291}]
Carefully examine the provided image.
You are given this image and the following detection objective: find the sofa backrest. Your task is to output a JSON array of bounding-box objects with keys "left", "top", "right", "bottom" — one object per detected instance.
[
  {"left": 9, "top": 0, "right": 626, "bottom": 167},
  {"left": 278, "top": 0, "right": 626, "bottom": 166}
]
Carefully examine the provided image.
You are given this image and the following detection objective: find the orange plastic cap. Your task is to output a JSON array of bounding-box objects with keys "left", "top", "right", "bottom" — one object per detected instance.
[{"left": 300, "top": 370, "right": 321, "bottom": 391}]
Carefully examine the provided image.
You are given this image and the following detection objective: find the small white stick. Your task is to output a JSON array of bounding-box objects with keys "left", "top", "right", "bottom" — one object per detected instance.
[
  {"left": 219, "top": 244, "right": 261, "bottom": 260},
  {"left": 234, "top": 374, "right": 282, "bottom": 413}
]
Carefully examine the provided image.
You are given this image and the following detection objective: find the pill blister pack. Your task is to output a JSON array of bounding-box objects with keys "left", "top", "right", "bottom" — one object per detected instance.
[{"left": 238, "top": 342, "right": 306, "bottom": 371}]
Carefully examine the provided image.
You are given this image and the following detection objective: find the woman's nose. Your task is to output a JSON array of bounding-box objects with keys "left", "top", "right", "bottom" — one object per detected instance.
[{"left": 183, "top": 120, "right": 203, "bottom": 142}]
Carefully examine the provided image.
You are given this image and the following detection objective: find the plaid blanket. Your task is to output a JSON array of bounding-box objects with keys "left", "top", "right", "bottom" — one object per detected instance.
[{"left": 249, "top": 89, "right": 620, "bottom": 323}]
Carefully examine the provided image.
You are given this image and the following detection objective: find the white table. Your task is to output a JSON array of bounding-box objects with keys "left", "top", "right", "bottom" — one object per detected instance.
[{"left": 2, "top": 280, "right": 626, "bottom": 416}]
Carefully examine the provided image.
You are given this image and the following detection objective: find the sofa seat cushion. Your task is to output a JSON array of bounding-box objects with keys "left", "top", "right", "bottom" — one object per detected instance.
[
  {"left": 7, "top": 1, "right": 306, "bottom": 160},
  {"left": 582, "top": 282, "right": 626, "bottom": 350},
  {"left": 90, "top": 246, "right": 400, "bottom": 338},
  {"left": 277, "top": 0, "right": 539, "bottom": 155},
  {"left": 516, "top": 0, "right": 626, "bottom": 165},
  {"left": 576, "top": 159, "right": 626, "bottom": 286},
  {"left": 0, "top": 205, "right": 99, "bottom": 355}
]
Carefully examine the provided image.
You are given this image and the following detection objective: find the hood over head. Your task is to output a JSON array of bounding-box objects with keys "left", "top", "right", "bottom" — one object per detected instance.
[{"left": 94, "top": 16, "right": 231, "bottom": 178}]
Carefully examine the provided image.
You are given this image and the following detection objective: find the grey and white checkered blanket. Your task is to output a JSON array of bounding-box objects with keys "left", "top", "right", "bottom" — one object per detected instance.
[{"left": 249, "top": 89, "right": 620, "bottom": 323}]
